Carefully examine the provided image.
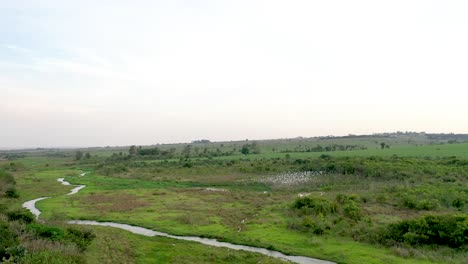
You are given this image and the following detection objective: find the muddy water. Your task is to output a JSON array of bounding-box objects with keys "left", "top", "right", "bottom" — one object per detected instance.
[{"left": 23, "top": 175, "right": 335, "bottom": 264}]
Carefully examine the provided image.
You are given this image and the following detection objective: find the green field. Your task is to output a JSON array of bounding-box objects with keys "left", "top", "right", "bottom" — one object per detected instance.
[{"left": 1, "top": 133, "right": 467, "bottom": 263}]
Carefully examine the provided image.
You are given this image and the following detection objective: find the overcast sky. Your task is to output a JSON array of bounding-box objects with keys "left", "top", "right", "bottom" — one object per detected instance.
[{"left": 1, "top": 0, "right": 468, "bottom": 148}]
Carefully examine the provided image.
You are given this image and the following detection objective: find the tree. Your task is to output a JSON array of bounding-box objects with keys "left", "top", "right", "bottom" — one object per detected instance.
[
  {"left": 192, "top": 139, "right": 211, "bottom": 144},
  {"left": 380, "top": 142, "right": 386, "bottom": 149},
  {"left": 182, "top": 145, "right": 192, "bottom": 158},
  {"left": 128, "top": 145, "right": 137, "bottom": 155},
  {"left": 5, "top": 187, "right": 19, "bottom": 198},
  {"left": 251, "top": 141, "right": 261, "bottom": 154},
  {"left": 85, "top": 152, "right": 91, "bottom": 159},
  {"left": 75, "top": 151, "right": 83, "bottom": 160},
  {"left": 241, "top": 145, "right": 250, "bottom": 155},
  {"left": 240, "top": 142, "right": 261, "bottom": 155}
]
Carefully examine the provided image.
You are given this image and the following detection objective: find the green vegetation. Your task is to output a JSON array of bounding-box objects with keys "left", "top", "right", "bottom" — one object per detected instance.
[
  {"left": 383, "top": 214, "right": 467, "bottom": 248},
  {"left": 1, "top": 132, "right": 467, "bottom": 263},
  {"left": 0, "top": 168, "right": 95, "bottom": 263}
]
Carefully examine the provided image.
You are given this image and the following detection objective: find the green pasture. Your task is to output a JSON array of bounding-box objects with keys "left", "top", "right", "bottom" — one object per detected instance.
[
  {"left": 3, "top": 136, "right": 467, "bottom": 264},
  {"left": 32, "top": 166, "right": 464, "bottom": 264}
]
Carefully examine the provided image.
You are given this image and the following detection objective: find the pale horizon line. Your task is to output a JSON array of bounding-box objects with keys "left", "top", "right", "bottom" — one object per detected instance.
[{"left": 1, "top": 130, "right": 466, "bottom": 151}]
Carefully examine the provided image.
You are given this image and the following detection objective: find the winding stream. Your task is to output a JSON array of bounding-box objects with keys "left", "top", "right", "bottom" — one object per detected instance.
[
  {"left": 22, "top": 197, "right": 49, "bottom": 219},
  {"left": 57, "top": 177, "right": 86, "bottom": 195},
  {"left": 22, "top": 174, "right": 335, "bottom": 264}
]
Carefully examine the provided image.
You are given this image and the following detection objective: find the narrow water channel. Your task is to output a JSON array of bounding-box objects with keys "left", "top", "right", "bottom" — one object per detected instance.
[
  {"left": 22, "top": 175, "right": 335, "bottom": 264},
  {"left": 22, "top": 197, "right": 49, "bottom": 219}
]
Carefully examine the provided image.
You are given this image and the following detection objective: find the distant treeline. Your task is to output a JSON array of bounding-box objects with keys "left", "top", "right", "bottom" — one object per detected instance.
[
  {"left": 321, "top": 131, "right": 468, "bottom": 142},
  {"left": 191, "top": 139, "right": 211, "bottom": 144},
  {"left": 111, "top": 143, "right": 366, "bottom": 161},
  {"left": 123, "top": 145, "right": 234, "bottom": 160},
  {"left": 280, "top": 144, "right": 367, "bottom": 153},
  {"left": 426, "top": 133, "right": 468, "bottom": 142},
  {"left": 120, "top": 142, "right": 261, "bottom": 160},
  {"left": 0, "top": 153, "right": 26, "bottom": 160},
  {"left": 318, "top": 131, "right": 426, "bottom": 139}
]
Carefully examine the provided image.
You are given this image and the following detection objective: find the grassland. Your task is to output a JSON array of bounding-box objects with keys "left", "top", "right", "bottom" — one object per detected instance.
[{"left": 1, "top": 133, "right": 467, "bottom": 263}]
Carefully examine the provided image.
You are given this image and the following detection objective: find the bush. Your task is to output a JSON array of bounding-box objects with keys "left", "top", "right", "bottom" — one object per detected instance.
[
  {"left": 27, "top": 224, "right": 65, "bottom": 240},
  {"left": 416, "top": 199, "right": 439, "bottom": 210},
  {"left": 5, "top": 188, "right": 19, "bottom": 198},
  {"left": 7, "top": 210, "right": 35, "bottom": 223},
  {"left": 26, "top": 224, "right": 95, "bottom": 251},
  {"left": 335, "top": 194, "right": 362, "bottom": 220},
  {"left": 293, "top": 196, "right": 337, "bottom": 216},
  {"left": 65, "top": 227, "right": 96, "bottom": 251},
  {"left": 0, "top": 221, "right": 19, "bottom": 261},
  {"left": 302, "top": 216, "right": 330, "bottom": 235},
  {"left": 0, "top": 170, "right": 15, "bottom": 184},
  {"left": 345, "top": 221, "right": 382, "bottom": 243},
  {"left": 383, "top": 214, "right": 467, "bottom": 248},
  {"left": 375, "top": 193, "right": 388, "bottom": 203},
  {"left": 452, "top": 198, "right": 465, "bottom": 209},
  {"left": 5, "top": 245, "right": 26, "bottom": 261},
  {"left": 342, "top": 201, "right": 362, "bottom": 221},
  {"left": 0, "top": 170, "right": 16, "bottom": 194},
  {"left": 402, "top": 195, "right": 417, "bottom": 209},
  {"left": 20, "top": 250, "right": 85, "bottom": 264},
  {"left": 401, "top": 194, "right": 440, "bottom": 210},
  {"left": 336, "top": 194, "right": 359, "bottom": 204}
]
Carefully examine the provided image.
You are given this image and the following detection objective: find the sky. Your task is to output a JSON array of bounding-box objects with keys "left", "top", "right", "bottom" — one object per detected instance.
[{"left": 1, "top": 0, "right": 468, "bottom": 148}]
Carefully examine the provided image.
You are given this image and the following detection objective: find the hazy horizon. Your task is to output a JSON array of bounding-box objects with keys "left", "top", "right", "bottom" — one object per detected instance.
[
  {"left": 0, "top": 130, "right": 464, "bottom": 150},
  {"left": 2, "top": 1, "right": 468, "bottom": 148}
]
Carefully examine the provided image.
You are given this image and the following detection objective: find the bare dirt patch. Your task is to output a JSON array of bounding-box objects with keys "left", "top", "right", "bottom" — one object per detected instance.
[{"left": 81, "top": 193, "right": 150, "bottom": 213}]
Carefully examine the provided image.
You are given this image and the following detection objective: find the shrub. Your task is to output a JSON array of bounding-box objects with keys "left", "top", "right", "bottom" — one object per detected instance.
[
  {"left": 5, "top": 188, "right": 19, "bottom": 198},
  {"left": 0, "top": 170, "right": 16, "bottom": 195},
  {"left": 65, "top": 227, "right": 96, "bottom": 251},
  {"left": 336, "top": 194, "right": 359, "bottom": 204},
  {"left": 0, "top": 221, "right": 19, "bottom": 261},
  {"left": 27, "top": 224, "right": 65, "bottom": 240},
  {"left": 26, "top": 224, "right": 95, "bottom": 251},
  {"left": 20, "top": 250, "right": 85, "bottom": 264},
  {"left": 416, "top": 199, "right": 439, "bottom": 210},
  {"left": 182, "top": 161, "right": 193, "bottom": 168},
  {"left": 375, "top": 193, "right": 388, "bottom": 203},
  {"left": 402, "top": 195, "right": 417, "bottom": 209},
  {"left": 452, "top": 198, "right": 465, "bottom": 209},
  {"left": 302, "top": 216, "right": 330, "bottom": 235},
  {"left": 293, "top": 196, "right": 337, "bottom": 216},
  {"left": 0, "top": 170, "right": 15, "bottom": 184},
  {"left": 7, "top": 210, "right": 35, "bottom": 223},
  {"left": 402, "top": 194, "right": 440, "bottom": 210},
  {"left": 383, "top": 214, "right": 467, "bottom": 248},
  {"left": 335, "top": 194, "right": 362, "bottom": 220},
  {"left": 5, "top": 245, "right": 26, "bottom": 261},
  {"left": 342, "top": 201, "right": 362, "bottom": 221}
]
